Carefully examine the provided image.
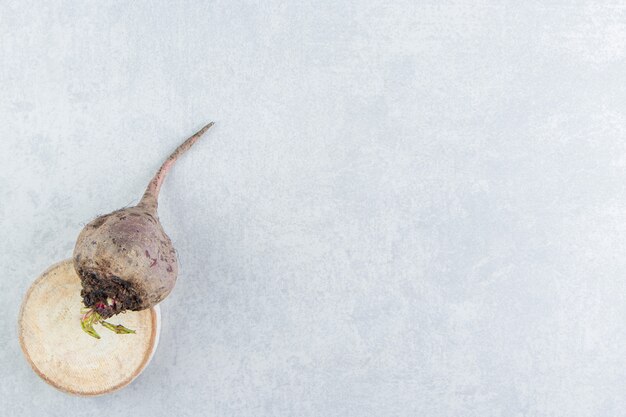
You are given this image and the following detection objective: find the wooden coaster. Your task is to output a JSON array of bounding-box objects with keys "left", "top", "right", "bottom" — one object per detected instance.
[{"left": 18, "top": 259, "right": 161, "bottom": 396}]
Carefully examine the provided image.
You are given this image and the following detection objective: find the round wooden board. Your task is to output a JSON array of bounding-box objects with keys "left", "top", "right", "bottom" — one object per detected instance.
[{"left": 18, "top": 259, "right": 160, "bottom": 396}]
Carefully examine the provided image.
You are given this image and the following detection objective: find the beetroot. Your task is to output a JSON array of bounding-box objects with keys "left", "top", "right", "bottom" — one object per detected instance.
[{"left": 74, "top": 123, "right": 214, "bottom": 338}]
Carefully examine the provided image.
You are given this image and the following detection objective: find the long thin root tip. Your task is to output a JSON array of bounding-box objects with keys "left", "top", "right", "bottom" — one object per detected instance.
[
  {"left": 139, "top": 121, "right": 216, "bottom": 209},
  {"left": 199, "top": 122, "right": 215, "bottom": 135}
]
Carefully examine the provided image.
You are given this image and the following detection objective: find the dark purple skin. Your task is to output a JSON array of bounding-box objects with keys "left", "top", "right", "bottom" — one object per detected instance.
[{"left": 73, "top": 123, "right": 214, "bottom": 321}]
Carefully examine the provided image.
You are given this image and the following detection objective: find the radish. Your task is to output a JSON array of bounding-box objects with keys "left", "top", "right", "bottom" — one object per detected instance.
[{"left": 74, "top": 123, "right": 214, "bottom": 338}]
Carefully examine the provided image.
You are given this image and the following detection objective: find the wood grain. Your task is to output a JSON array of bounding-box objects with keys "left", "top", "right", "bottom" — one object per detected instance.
[{"left": 19, "top": 259, "right": 160, "bottom": 396}]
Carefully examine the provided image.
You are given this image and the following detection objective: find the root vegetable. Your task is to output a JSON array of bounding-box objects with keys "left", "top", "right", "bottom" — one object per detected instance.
[{"left": 73, "top": 123, "right": 214, "bottom": 338}]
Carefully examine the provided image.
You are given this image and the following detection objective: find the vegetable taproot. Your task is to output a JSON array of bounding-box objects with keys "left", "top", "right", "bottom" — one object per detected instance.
[{"left": 74, "top": 123, "right": 214, "bottom": 338}]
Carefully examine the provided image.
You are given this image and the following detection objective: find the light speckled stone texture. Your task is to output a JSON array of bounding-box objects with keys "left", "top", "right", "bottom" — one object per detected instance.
[{"left": 1, "top": 1, "right": 625, "bottom": 416}]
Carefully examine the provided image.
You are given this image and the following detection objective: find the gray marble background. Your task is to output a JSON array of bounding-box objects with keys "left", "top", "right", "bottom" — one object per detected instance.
[{"left": 1, "top": 1, "right": 625, "bottom": 416}]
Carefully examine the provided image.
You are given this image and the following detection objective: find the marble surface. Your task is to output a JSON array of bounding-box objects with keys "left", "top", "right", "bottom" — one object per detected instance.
[{"left": 1, "top": 1, "right": 625, "bottom": 416}]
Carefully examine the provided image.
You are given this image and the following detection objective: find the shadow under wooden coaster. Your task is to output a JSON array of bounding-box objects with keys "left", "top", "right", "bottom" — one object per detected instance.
[{"left": 18, "top": 259, "right": 161, "bottom": 396}]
